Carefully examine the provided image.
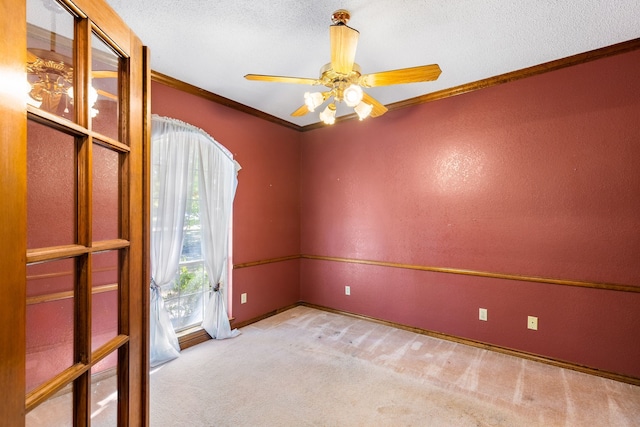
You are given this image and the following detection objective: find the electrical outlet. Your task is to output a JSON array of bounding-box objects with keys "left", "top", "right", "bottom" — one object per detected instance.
[
  {"left": 241, "top": 293, "right": 247, "bottom": 304},
  {"left": 479, "top": 308, "right": 488, "bottom": 321},
  {"left": 527, "top": 316, "right": 538, "bottom": 330},
  {"left": 345, "top": 286, "right": 351, "bottom": 296}
]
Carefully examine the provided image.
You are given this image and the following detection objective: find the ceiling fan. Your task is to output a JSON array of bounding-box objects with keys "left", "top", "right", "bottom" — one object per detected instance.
[{"left": 245, "top": 9, "right": 442, "bottom": 125}]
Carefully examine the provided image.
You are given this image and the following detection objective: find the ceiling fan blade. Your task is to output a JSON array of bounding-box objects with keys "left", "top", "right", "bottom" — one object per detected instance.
[
  {"left": 330, "top": 24, "right": 359, "bottom": 74},
  {"left": 245, "top": 74, "right": 320, "bottom": 85},
  {"left": 360, "top": 64, "right": 442, "bottom": 87},
  {"left": 362, "top": 92, "right": 388, "bottom": 117},
  {"left": 92, "top": 70, "right": 118, "bottom": 78},
  {"left": 96, "top": 89, "right": 117, "bottom": 101},
  {"left": 291, "top": 104, "right": 309, "bottom": 117}
]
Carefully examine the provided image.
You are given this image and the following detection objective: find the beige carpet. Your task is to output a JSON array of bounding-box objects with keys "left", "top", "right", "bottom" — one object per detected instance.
[{"left": 149, "top": 306, "right": 640, "bottom": 426}]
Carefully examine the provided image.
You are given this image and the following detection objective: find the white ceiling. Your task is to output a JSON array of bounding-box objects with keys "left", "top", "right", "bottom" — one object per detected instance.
[{"left": 105, "top": 0, "right": 640, "bottom": 127}]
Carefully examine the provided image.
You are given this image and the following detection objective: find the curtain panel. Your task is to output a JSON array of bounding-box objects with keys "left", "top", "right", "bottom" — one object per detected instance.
[{"left": 150, "top": 115, "right": 240, "bottom": 366}]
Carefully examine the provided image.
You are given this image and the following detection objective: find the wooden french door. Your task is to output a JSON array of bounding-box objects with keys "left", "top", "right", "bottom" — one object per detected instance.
[{"left": 0, "top": 0, "right": 149, "bottom": 425}]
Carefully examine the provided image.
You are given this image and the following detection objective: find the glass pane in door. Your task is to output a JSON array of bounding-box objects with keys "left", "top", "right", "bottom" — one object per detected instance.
[
  {"left": 27, "top": 0, "right": 76, "bottom": 120},
  {"left": 93, "top": 143, "right": 120, "bottom": 241},
  {"left": 25, "top": 389, "right": 73, "bottom": 427},
  {"left": 91, "top": 251, "right": 119, "bottom": 351},
  {"left": 90, "top": 361, "right": 118, "bottom": 425},
  {"left": 27, "top": 121, "right": 76, "bottom": 249},
  {"left": 26, "top": 258, "right": 75, "bottom": 393},
  {"left": 91, "top": 33, "right": 120, "bottom": 140}
]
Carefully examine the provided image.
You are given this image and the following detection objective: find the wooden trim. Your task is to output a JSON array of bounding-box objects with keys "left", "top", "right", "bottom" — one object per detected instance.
[
  {"left": 27, "top": 106, "right": 90, "bottom": 137},
  {"left": 26, "top": 283, "right": 118, "bottom": 305},
  {"left": 232, "top": 253, "right": 639, "bottom": 292},
  {"left": 26, "top": 107, "right": 129, "bottom": 152},
  {"left": 152, "top": 39, "right": 639, "bottom": 132},
  {"left": 92, "top": 334, "right": 129, "bottom": 364},
  {"left": 233, "top": 254, "right": 301, "bottom": 269},
  {"left": 390, "top": 37, "right": 640, "bottom": 113},
  {"left": 151, "top": 70, "right": 302, "bottom": 131},
  {"left": 176, "top": 304, "right": 298, "bottom": 350},
  {"left": 26, "top": 240, "right": 130, "bottom": 264},
  {"left": 0, "top": 2, "right": 28, "bottom": 423},
  {"left": 230, "top": 303, "right": 299, "bottom": 330},
  {"left": 141, "top": 44, "right": 152, "bottom": 427},
  {"left": 177, "top": 329, "right": 212, "bottom": 351},
  {"left": 27, "top": 265, "right": 116, "bottom": 281},
  {"left": 300, "top": 302, "right": 640, "bottom": 386},
  {"left": 92, "top": 238, "right": 131, "bottom": 252},
  {"left": 301, "top": 254, "right": 640, "bottom": 293},
  {"left": 125, "top": 29, "right": 148, "bottom": 426},
  {"left": 301, "top": 38, "right": 640, "bottom": 131}
]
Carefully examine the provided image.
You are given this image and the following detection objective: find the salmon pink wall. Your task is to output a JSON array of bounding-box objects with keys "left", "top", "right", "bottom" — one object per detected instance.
[
  {"left": 299, "top": 50, "right": 640, "bottom": 378},
  {"left": 151, "top": 82, "right": 301, "bottom": 323}
]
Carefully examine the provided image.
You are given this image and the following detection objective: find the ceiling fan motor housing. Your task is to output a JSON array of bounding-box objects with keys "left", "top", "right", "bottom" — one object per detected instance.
[{"left": 331, "top": 9, "right": 351, "bottom": 25}]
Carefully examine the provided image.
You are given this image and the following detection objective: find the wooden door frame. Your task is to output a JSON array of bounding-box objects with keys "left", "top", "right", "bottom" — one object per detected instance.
[
  {"left": 0, "top": 2, "right": 28, "bottom": 424},
  {"left": 0, "top": 0, "right": 149, "bottom": 424}
]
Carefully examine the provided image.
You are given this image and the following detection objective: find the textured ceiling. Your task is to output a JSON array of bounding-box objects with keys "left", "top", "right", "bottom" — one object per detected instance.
[{"left": 105, "top": 0, "right": 640, "bottom": 127}]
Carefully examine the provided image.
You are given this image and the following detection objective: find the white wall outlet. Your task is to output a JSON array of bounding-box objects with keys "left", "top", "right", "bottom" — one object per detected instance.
[
  {"left": 345, "top": 286, "right": 351, "bottom": 296},
  {"left": 241, "top": 293, "right": 247, "bottom": 304},
  {"left": 527, "top": 316, "right": 538, "bottom": 330},
  {"left": 479, "top": 308, "right": 488, "bottom": 321}
]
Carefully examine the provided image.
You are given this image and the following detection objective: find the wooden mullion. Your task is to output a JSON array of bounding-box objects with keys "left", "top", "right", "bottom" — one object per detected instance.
[
  {"left": 117, "top": 31, "right": 133, "bottom": 427},
  {"left": 27, "top": 106, "right": 90, "bottom": 138},
  {"left": 92, "top": 134, "right": 131, "bottom": 154},
  {"left": 74, "top": 16, "right": 92, "bottom": 427},
  {"left": 76, "top": 16, "right": 90, "bottom": 130},
  {"left": 91, "top": 238, "right": 131, "bottom": 252},
  {"left": 27, "top": 244, "right": 89, "bottom": 264},
  {"left": 74, "top": 254, "right": 91, "bottom": 427}
]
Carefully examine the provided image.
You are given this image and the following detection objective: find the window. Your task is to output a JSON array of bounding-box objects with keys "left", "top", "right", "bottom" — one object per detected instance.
[{"left": 162, "top": 161, "right": 210, "bottom": 331}]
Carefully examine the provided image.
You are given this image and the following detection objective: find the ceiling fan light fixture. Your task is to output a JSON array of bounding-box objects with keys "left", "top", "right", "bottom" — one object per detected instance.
[
  {"left": 343, "top": 84, "right": 363, "bottom": 107},
  {"left": 304, "top": 91, "right": 324, "bottom": 112},
  {"left": 245, "top": 9, "right": 441, "bottom": 125},
  {"left": 354, "top": 101, "right": 373, "bottom": 121},
  {"left": 319, "top": 103, "right": 337, "bottom": 125}
]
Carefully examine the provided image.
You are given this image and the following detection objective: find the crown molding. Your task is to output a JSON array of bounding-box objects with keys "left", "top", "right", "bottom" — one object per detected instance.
[{"left": 152, "top": 38, "right": 640, "bottom": 133}]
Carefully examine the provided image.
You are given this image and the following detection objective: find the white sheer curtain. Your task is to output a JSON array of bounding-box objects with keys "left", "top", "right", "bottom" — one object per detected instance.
[
  {"left": 149, "top": 116, "right": 197, "bottom": 366},
  {"left": 150, "top": 115, "right": 240, "bottom": 366},
  {"left": 198, "top": 140, "right": 241, "bottom": 339}
]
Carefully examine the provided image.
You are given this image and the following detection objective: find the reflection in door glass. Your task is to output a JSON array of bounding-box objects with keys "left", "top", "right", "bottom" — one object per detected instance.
[
  {"left": 26, "top": 0, "right": 76, "bottom": 121},
  {"left": 91, "top": 33, "right": 121, "bottom": 140}
]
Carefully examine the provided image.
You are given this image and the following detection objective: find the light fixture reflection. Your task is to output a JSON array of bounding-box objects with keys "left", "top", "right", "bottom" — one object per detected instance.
[{"left": 67, "top": 85, "right": 100, "bottom": 117}]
